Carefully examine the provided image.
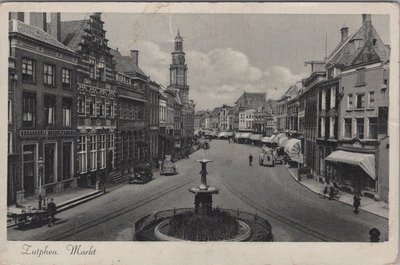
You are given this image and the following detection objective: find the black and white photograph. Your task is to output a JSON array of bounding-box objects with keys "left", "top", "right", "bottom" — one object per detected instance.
[{"left": 1, "top": 2, "right": 399, "bottom": 265}]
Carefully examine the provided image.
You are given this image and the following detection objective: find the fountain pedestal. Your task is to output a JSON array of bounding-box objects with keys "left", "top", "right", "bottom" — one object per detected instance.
[{"left": 189, "top": 159, "right": 219, "bottom": 215}]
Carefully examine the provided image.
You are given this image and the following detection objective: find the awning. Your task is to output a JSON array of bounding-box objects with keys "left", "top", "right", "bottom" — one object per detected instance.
[
  {"left": 240, "top": 133, "right": 252, "bottom": 139},
  {"left": 274, "top": 133, "right": 286, "bottom": 143},
  {"left": 250, "top": 134, "right": 263, "bottom": 141},
  {"left": 278, "top": 137, "right": 289, "bottom": 147},
  {"left": 235, "top": 133, "right": 242, "bottom": 139},
  {"left": 225, "top": 132, "right": 234, "bottom": 137},
  {"left": 218, "top": 132, "right": 227, "bottom": 138},
  {"left": 261, "top": 136, "right": 271, "bottom": 143},
  {"left": 269, "top": 135, "right": 277, "bottom": 143},
  {"left": 325, "top": 150, "right": 376, "bottom": 180},
  {"left": 284, "top": 139, "right": 303, "bottom": 163}
]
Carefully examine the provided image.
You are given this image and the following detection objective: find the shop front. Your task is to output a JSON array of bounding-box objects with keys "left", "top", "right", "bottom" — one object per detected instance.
[{"left": 325, "top": 150, "right": 376, "bottom": 197}]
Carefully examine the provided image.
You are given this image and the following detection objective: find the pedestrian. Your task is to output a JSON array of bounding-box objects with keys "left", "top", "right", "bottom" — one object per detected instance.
[
  {"left": 47, "top": 198, "right": 57, "bottom": 227},
  {"left": 248, "top": 153, "right": 253, "bottom": 166},
  {"left": 353, "top": 194, "right": 361, "bottom": 214},
  {"left": 323, "top": 181, "right": 330, "bottom": 198}
]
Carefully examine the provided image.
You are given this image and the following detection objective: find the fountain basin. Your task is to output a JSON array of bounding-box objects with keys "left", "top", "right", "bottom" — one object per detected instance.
[{"left": 155, "top": 219, "right": 251, "bottom": 242}]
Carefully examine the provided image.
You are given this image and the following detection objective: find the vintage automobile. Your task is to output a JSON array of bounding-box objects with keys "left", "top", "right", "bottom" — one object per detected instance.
[
  {"left": 259, "top": 148, "right": 275, "bottom": 167},
  {"left": 160, "top": 155, "right": 178, "bottom": 175},
  {"left": 129, "top": 163, "right": 153, "bottom": 184}
]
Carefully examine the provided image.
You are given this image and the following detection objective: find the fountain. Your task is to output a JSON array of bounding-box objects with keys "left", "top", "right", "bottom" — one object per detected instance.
[{"left": 134, "top": 149, "right": 273, "bottom": 241}]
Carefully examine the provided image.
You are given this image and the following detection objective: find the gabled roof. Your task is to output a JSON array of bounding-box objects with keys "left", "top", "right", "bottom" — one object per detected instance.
[
  {"left": 110, "top": 48, "right": 147, "bottom": 77},
  {"left": 266, "top": 99, "right": 277, "bottom": 111},
  {"left": 326, "top": 18, "right": 390, "bottom": 69},
  {"left": 235, "top": 92, "right": 266, "bottom": 104},
  {"left": 9, "top": 20, "right": 74, "bottom": 53},
  {"left": 210, "top": 107, "right": 222, "bottom": 117}
]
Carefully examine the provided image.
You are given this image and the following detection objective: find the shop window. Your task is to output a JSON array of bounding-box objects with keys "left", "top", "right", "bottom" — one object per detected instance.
[
  {"left": 356, "top": 118, "right": 364, "bottom": 139},
  {"left": 23, "top": 93, "right": 36, "bottom": 127},
  {"left": 99, "top": 134, "right": 106, "bottom": 169},
  {"left": 44, "top": 143, "right": 56, "bottom": 184},
  {"left": 89, "top": 135, "right": 97, "bottom": 171},
  {"left": 62, "top": 142, "right": 73, "bottom": 180},
  {"left": 43, "top": 64, "right": 55, "bottom": 86},
  {"left": 78, "top": 135, "right": 87, "bottom": 173},
  {"left": 22, "top": 58, "right": 35, "bottom": 82},
  {"left": 44, "top": 95, "right": 56, "bottom": 126}
]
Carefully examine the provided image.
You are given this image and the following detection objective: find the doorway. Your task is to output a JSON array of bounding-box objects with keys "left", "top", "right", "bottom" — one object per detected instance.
[{"left": 22, "top": 144, "right": 36, "bottom": 197}]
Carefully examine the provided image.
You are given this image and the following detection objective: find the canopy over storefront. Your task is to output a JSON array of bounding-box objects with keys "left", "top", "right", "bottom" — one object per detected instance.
[
  {"left": 235, "top": 133, "right": 242, "bottom": 139},
  {"left": 217, "top": 132, "right": 227, "bottom": 138},
  {"left": 250, "top": 134, "right": 263, "bottom": 141},
  {"left": 325, "top": 150, "right": 376, "bottom": 180},
  {"left": 261, "top": 136, "right": 271, "bottom": 143},
  {"left": 225, "top": 132, "right": 234, "bottom": 137},
  {"left": 274, "top": 133, "right": 286, "bottom": 143},
  {"left": 269, "top": 135, "right": 277, "bottom": 143},
  {"left": 278, "top": 137, "right": 289, "bottom": 147},
  {"left": 284, "top": 139, "right": 303, "bottom": 163},
  {"left": 240, "top": 133, "right": 252, "bottom": 139}
]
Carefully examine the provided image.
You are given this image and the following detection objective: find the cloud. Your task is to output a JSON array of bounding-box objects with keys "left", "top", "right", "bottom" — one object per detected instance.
[{"left": 124, "top": 40, "right": 307, "bottom": 110}]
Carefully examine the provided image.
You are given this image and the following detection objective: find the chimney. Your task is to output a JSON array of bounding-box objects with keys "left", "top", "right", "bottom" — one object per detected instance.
[
  {"left": 49, "top": 13, "right": 61, "bottom": 41},
  {"left": 130, "top": 50, "right": 139, "bottom": 66},
  {"left": 340, "top": 25, "right": 349, "bottom": 42},
  {"left": 362, "top": 14, "right": 371, "bottom": 24},
  {"left": 30, "top": 12, "right": 47, "bottom": 31},
  {"left": 9, "top": 12, "right": 24, "bottom": 22}
]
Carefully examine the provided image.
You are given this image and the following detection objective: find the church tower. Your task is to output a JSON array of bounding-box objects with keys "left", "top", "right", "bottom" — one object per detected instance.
[{"left": 169, "top": 30, "right": 189, "bottom": 102}]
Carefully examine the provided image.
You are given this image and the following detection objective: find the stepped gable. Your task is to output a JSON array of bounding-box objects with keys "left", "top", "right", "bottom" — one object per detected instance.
[{"left": 59, "top": 19, "right": 89, "bottom": 51}]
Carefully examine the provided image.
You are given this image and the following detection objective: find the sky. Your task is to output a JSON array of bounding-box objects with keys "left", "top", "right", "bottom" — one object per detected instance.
[{"left": 62, "top": 13, "right": 390, "bottom": 110}]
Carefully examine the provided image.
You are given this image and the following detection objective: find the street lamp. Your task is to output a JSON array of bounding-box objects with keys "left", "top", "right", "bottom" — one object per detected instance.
[{"left": 37, "top": 157, "right": 44, "bottom": 210}]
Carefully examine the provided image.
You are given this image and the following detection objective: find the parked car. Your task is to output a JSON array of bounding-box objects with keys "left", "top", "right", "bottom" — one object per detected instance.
[
  {"left": 259, "top": 148, "right": 275, "bottom": 167},
  {"left": 160, "top": 155, "right": 178, "bottom": 175},
  {"left": 129, "top": 163, "right": 153, "bottom": 184}
]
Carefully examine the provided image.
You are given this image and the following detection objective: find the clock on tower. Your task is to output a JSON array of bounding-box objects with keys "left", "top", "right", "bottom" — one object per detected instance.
[{"left": 169, "top": 30, "right": 189, "bottom": 103}]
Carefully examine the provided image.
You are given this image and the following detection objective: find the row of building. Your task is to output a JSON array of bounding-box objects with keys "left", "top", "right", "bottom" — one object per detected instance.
[
  {"left": 8, "top": 12, "right": 194, "bottom": 204},
  {"left": 195, "top": 14, "right": 390, "bottom": 202}
]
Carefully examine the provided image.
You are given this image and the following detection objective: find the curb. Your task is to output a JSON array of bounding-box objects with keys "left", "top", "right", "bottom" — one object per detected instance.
[{"left": 285, "top": 167, "right": 388, "bottom": 219}]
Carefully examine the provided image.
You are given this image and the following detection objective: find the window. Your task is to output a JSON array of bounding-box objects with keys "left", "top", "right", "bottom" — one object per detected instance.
[
  {"left": 344, "top": 118, "right": 352, "bottom": 138},
  {"left": 89, "top": 96, "right": 96, "bottom": 116},
  {"left": 108, "top": 99, "right": 114, "bottom": 117},
  {"left": 62, "top": 68, "right": 71, "bottom": 88},
  {"left": 355, "top": 68, "right": 366, "bottom": 86},
  {"left": 89, "top": 58, "right": 96, "bottom": 79},
  {"left": 356, "top": 118, "right": 364, "bottom": 139},
  {"left": 321, "top": 90, "right": 326, "bottom": 110},
  {"left": 356, "top": 94, "right": 365, "bottom": 109},
  {"left": 368, "top": 117, "right": 378, "bottom": 139},
  {"left": 97, "top": 60, "right": 105, "bottom": 81},
  {"left": 43, "top": 64, "right": 55, "bottom": 86},
  {"left": 78, "top": 135, "right": 87, "bottom": 173},
  {"left": 44, "top": 95, "right": 56, "bottom": 126},
  {"left": 22, "top": 94, "right": 36, "bottom": 127},
  {"left": 8, "top": 99, "right": 12, "bottom": 123},
  {"left": 89, "top": 135, "right": 97, "bottom": 171},
  {"left": 330, "top": 87, "right": 336, "bottom": 109},
  {"left": 78, "top": 94, "right": 86, "bottom": 115},
  {"left": 97, "top": 98, "right": 106, "bottom": 117},
  {"left": 329, "top": 117, "right": 335, "bottom": 138},
  {"left": 347, "top": 94, "right": 353, "bottom": 109},
  {"left": 368, "top": 92, "right": 375, "bottom": 107},
  {"left": 320, "top": 117, "right": 325, "bottom": 137},
  {"left": 8, "top": 132, "right": 12, "bottom": 154},
  {"left": 99, "top": 134, "right": 106, "bottom": 169},
  {"left": 22, "top": 58, "right": 35, "bottom": 82},
  {"left": 62, "top": 98, "right": 72, "bottom": 127}
]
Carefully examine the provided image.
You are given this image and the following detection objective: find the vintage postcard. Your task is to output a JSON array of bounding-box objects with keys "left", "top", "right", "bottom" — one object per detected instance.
[{"left": 0, "top": 2, "right": 398, "bottom": 265}]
